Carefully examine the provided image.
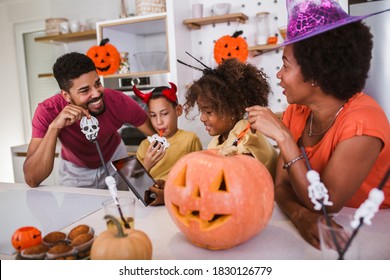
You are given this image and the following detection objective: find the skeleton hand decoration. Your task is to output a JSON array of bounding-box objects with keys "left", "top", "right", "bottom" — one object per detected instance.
[
  {"left": 147, "top": 134, "right": 170, "bottom": 150},
  {"left": 80, "top": 116, "right": 100, "bottom": 142},
  {"left": 350, "top": 188, "right": 384, "bottom": 229},
  {"left": 307, "top": 170, "right": 333, "bottom": 211}
]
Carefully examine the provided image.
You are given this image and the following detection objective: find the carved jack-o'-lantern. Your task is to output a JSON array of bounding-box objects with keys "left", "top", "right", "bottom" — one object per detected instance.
[
  {"left": 164, "top": 149, "right": 274, "bottom": 250},
  {"left": 214, "top": 31, "right": 248, "bottom": 65},
  {"left": 86, "top": 38, "right": 120, "bottom": 75},
  {"left": 11, "top": 226, "right": 42, "bottom": 251}
]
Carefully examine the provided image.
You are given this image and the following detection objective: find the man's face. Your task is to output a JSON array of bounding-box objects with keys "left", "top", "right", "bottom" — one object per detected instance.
[{"left": 62, "top": 71, "right": 106, "bottom": 116}]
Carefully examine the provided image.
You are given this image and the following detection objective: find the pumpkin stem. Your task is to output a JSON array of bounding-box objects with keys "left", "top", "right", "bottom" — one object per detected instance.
[
  {"left": 100, "top": 38, "right": 110, "bottom": 46},
  {"left": 104, "top": 215, "right": 128, "bottom": 238},
  {"left": 232, "top": 31, "right": 243, "bottom": 38}
]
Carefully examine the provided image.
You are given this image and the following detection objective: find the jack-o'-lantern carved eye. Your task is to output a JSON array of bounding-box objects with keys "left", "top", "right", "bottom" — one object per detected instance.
[{"left": 165, "top": 150, "right": 275, "bottom": 250}]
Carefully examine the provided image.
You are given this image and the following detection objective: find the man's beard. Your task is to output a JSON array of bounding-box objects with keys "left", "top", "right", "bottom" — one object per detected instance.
[{"left": 87, "top": 93, "right": 106, "bottom": 116}]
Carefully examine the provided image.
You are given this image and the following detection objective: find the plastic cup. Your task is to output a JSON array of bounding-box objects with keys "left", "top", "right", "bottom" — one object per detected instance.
[
  {"left": 317, "top": 213, "right": 360, "bottom": 260},
  {"left": 102, "top": 197, "right": 135, "bottom": 229}
]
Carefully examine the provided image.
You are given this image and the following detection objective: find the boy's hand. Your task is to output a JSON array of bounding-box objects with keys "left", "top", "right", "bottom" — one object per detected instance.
[
  {"left": 148, "top": 180, "right": 165, "bottom": 206},
  {"left": 143, "top": 141, "right": 166, "bottom": 171}
]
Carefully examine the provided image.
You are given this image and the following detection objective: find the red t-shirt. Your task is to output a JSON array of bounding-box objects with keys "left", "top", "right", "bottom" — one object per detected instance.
[
  {"left": 282, "top": 93, "right": 390, "bottom": 208},
  {"left": 32, "top": 88, "right": 147, "bottom": 168}
]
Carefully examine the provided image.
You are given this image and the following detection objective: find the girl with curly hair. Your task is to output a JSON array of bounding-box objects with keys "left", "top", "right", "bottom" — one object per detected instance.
[{"left": 183, "top": 58, "right": 277, "bottom": 179}]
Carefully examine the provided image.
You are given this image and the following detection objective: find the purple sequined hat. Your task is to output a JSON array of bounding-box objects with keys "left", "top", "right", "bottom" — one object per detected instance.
[{"left": 280, "top": 0, "right": 390, "bottom": 46}]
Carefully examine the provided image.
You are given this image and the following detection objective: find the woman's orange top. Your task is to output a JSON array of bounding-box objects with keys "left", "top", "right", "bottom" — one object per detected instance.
[{"left": 282, "top": 93, "right": 390, "bottom": 208}]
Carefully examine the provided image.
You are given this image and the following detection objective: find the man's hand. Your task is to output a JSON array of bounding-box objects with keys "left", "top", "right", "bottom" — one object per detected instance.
[
  {"left": 50, "top": 104, "right": 90, "bottom": 130},
  {"left": 148, "top": 180, "right": 165, "bottom": 206}
]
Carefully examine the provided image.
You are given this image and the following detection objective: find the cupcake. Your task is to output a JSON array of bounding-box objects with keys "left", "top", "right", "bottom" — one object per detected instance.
[
  {"left": 46, "top": 242, "right": 76, "bottom": 260},
  {"left": 71, "top": 233, "right": 94, "bottom": 259},
  {"left": 20, "top": 243, "right": 49, "bottom": 260},
  {"left": 67, "top": 225, "right": 94, "bottom": 241},
  {"left": 42, "top": 231, "right": 67, "bottom": 247}
]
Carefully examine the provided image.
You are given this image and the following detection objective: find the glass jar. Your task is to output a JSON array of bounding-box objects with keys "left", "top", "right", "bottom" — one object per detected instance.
[
  {"left": 255, "top": 12, "right": 270, "bottom": 45},
  {"left": 119, "top": 52, "right": 130, "bottom": 74}
]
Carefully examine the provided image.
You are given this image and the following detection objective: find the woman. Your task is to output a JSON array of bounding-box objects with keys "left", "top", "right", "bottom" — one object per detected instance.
[{"left": 246, "top": 0, "right": 390, "bottom": 248}]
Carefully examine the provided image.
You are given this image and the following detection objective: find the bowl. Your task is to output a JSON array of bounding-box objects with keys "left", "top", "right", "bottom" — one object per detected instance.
[
  {"left": 133, "top": 51, "right": 167, "bottom": 72},
  {"left": 212, "top": 3, "right": 231, "bottom": 16}
]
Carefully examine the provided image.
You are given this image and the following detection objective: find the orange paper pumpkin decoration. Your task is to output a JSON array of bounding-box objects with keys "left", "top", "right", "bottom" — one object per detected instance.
[
  {"left": 214, "top": 31, "right": 248, "bottom": 64},
  {"left": 11, "top": 226, "right": 42, "bottom": 251},
  {"left": 86, "top": 38, "right": 120, "bottom": 75},
  {"left": 164, "top": 149, "right": 274, "bottom": 250}
]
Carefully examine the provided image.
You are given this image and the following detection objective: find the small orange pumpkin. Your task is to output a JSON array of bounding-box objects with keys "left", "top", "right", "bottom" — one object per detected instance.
[
  {"left": 86, "top": 38, "right": 120, "bottom": 75},
  {"left": 11, "top": 226, "right": 42, "bottom": 251},
  {"left": 164, "top": 149, "right": 274, "bottom": 250},
  {"left": 90, "top": 215, "right": 153, "bottom": 260},
  {"left": 214, "top": 31, "right": 248, "bottom": 65}
]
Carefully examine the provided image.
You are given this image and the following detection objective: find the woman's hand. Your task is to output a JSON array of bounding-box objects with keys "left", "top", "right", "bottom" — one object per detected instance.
[
  {"left": 148, "top": 180, "right": 165, "bottom": 206},
  {"left": 246, "top": 106, "right": 288, "bottom": 143},
  {"left": 143, "top": 141, "right": 166, "bottom": 171},
  {"left": 290, "top": 208, "right": 322, "bottom": 249}
]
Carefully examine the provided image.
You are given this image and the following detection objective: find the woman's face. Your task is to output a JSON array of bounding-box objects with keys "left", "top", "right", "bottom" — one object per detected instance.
[
  {"left": 197, "top": 95, "right": 233, "bottom": 140},
  {"left": 276, "top": 45, "right": 313, "bottom": 105},
  {"left": 147, "top": 97, "right": 181, "bottom": 138}
]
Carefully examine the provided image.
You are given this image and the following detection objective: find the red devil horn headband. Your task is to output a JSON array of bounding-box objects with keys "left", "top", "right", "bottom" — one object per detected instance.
[{"left": 133, "top": 82, "right": 178, "bottom": 104}]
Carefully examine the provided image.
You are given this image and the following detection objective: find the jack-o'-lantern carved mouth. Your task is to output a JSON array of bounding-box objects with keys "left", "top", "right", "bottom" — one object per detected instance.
[
  {"left": 169, "top": 165, "right": 232, "bottom": 230},
  {"left": 96, "top": 65, "right": 111, "bottom": 72}
]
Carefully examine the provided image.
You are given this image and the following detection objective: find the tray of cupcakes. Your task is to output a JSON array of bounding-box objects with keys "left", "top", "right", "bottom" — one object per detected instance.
[{"left": 16, "top": 225, "right": 95, "bottom": 260}]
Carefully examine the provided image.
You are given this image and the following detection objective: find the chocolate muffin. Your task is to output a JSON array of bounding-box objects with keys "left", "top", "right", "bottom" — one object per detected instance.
[
  {"left": 67, "top": 225, "right": 94, "bottom": 240},
  {"left": 21, "top": 243, "right": 49, "bottom": 259},
  {"left": 46, "top": 242, "right": 76, "bottom": 260},
  {"left": 42, "top": 231, "right": 67, "bottom": 246}
]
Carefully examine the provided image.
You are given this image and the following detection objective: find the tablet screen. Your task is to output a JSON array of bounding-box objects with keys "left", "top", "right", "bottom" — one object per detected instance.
[{"left": 111, "top": 156, "right": 156, "bottom": 206}]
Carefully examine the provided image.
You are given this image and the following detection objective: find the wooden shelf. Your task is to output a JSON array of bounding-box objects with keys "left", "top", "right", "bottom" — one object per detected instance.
[
  {"left": 34, "top": 30, "right": 96, "bottom": 43},
  {"left": 248, "top": 44, "right": 283, "bottom": 56},
  {"left": 38, "top": 73, "right": 54, "bottom": 78},
  {"left": 183, "top": 13, "right": 248, "bottom": 30}
]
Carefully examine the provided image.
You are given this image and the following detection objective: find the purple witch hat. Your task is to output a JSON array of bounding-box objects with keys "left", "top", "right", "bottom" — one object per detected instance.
[{"left": 279, "top": 0, "right": 390, "bottom": 47}]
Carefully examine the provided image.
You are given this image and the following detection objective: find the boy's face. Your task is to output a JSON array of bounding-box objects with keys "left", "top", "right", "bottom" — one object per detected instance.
[{"left": 148, "top": 97, "right": 182, "bottom": 138}]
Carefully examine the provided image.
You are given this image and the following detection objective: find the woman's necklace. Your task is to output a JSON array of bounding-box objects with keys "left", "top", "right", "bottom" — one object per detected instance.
[{"left": 308, "top": 106, "right": 344, "bottom": 137}]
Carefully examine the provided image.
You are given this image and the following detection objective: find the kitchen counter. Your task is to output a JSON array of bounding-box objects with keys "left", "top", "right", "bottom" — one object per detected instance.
[
  {"left": 11, "top": 143, "right": 139, "bottom": 185},
  {"left": 1, "top": 182, "right": 389, "bottom": 260}
]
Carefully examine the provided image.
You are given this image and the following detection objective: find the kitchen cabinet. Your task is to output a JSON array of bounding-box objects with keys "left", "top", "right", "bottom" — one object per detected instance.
[
  {"left": 183, "top": 13, "right": 249, "bottom": 30},
  {"left": 96, "top": 14, "right": 170, "bottom": 77},
  {"left": 11, "top": 144, "right": 59, "bottom": 185}
]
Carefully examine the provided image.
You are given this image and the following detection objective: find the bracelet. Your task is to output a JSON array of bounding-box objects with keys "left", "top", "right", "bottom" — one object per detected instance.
[{"left": 283, "top": 155, "right": 304, "bottom": 169}]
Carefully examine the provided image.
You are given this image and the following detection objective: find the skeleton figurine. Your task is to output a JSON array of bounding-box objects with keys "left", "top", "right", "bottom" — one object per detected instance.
[
  {"left": 307, "top": 169, "right": 333, "bottom": 210},
  {"left": 350, "top": 188, "right": 384, "bottom": 229},
  {"left": 147, "top": 134, "right": 170, "bottom": 150},
  {"left": 80, "top": 116, "right": 100, "bottom": 142}
]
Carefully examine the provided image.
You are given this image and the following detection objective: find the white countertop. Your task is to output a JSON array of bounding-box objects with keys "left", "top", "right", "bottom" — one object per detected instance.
[{"left": 1, "top": 182, "right": 389, "bottom": 260}]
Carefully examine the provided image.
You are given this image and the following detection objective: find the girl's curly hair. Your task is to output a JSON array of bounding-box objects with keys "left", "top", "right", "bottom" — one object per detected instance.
[
  {"left": 293, "top": 21, "right": 373, "bottom": 100},
  {"left": 183, "top": 58, "right": 270, "bottom": 120}
]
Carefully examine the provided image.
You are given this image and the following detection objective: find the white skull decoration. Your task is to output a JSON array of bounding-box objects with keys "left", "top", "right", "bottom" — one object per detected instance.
[
  {"left": 80, "top": 116, "right": 100, "bottom": 142},
  {"left": 147, "top": 134, "right": 170, "bottom": 150}
]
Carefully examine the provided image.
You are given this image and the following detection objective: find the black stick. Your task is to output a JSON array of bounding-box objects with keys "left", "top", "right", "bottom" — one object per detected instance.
[{"left": 94, "top": 140, "right": 130, "bottom": 229}]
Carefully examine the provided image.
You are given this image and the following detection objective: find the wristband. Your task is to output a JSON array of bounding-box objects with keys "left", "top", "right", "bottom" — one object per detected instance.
[{"left": 283, "top": 155, "right": 304, "bottom": 169}]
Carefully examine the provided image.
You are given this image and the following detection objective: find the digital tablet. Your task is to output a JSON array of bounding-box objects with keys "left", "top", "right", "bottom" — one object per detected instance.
[{"left": 111, "top": 156, "right": 156, "bottom": 206}]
